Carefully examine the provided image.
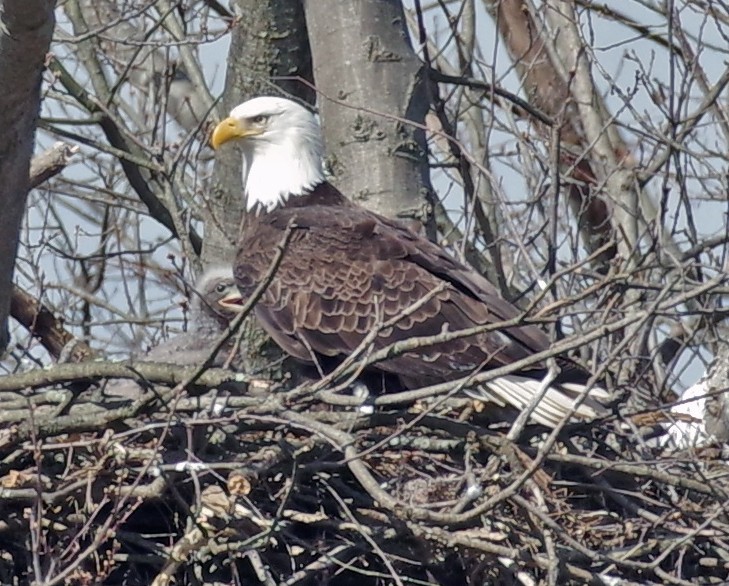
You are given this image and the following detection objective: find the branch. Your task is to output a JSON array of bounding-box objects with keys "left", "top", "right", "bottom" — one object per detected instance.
[
  {"left": 46, "top": 55, "right": 202, "bottom": 255},
  {"left": 0, "top": 361, "right": 248, "bottom": 393},
  {"left": 29, "top": 141, "right": 79, "bottom": 189},
  {"left": 429, "top": 70, "right": 553, "bottom": 127},
  {"left": 480, "top": 0, "right": 615, "bottom": 266},
  {"left": 0, "top": 361, "right": 258, "bottom": 452},
  {"left": 10, "top": 285, "right": 92, "bottom": 362}
]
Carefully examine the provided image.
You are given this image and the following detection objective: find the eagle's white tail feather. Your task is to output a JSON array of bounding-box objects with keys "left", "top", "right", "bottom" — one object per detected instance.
[{"left": 465, "top": 374, "right": 611, "bottom": 428}]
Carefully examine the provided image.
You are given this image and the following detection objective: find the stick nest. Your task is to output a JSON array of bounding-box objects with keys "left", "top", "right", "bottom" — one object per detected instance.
[{"left": 0, "top": 368, "right": 726, "bottom": 586}]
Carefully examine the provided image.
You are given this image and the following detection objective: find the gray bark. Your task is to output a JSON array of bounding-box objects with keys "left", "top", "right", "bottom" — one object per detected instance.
[
  {"left": 0, "top": 0, "right": 55, "bottom": 353},
  {"left": 304, "top": 0, "right": 435, "bottom": 235}
]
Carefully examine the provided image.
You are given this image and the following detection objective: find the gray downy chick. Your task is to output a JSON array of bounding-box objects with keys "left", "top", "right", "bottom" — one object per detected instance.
[
  {"left": 100, "top": 266, "right": 244, "bottom": 401},
  {"left": 141, "top": 265, "right": 244, "bottom": 366}
]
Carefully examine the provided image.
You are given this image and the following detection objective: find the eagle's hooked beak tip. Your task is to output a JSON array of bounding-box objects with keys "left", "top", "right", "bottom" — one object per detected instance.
[{"left": 211, "top": 117, "right": 242, "bottom": 150}]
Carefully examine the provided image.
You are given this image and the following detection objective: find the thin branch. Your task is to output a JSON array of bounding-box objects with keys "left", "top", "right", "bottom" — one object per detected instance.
[{"left": 46, "top": 56, "right": 203, "bottom": 254}]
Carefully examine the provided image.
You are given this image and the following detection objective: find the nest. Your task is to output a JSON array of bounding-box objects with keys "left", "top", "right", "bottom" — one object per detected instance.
[{"left": 0, "top": 364, "right": 727, "bottom": 586}]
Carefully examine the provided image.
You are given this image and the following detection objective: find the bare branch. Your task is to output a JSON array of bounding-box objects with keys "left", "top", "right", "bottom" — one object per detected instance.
[
  {"left": 29, "top": 141, "right": 79, "bottom": 189},
  {"left": 9, "top": 285, "right": 92, "bottom": 362}
]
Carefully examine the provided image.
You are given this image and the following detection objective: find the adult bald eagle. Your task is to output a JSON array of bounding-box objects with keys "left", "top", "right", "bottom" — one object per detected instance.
[{"left": 211, "top": 96, "right": 610, "bottom": 427}]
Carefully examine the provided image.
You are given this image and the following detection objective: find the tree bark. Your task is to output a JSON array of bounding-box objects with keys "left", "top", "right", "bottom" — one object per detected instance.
[
  {"left": 0, "top": 0, "right": 56, "bottom": 353},
  {"left": 304, "top": 0, "right": 435, "bottom": 236}
]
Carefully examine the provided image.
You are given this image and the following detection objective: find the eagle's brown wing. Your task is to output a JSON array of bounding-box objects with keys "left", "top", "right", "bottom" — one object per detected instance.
[
  {"left": 235, "top": 201, "right": 612, "bottom": 426},
  {"left": 236, "top": 203, "right": 555, "bottom": 382}
]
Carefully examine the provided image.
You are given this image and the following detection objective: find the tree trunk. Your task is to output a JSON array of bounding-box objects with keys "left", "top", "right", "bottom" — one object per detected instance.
[
  {"left": 0, "top": 0, "right": 56, "bottom": 353},
  {"left": 304, "top": 0, "right": 435, "bottom": 236}
]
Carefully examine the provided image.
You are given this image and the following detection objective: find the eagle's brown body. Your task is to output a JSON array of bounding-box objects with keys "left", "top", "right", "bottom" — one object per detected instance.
[{"left": 235, "top": 184, "right": 591, "bottom": 394}]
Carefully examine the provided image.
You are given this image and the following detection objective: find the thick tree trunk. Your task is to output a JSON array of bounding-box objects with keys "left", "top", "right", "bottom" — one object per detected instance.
[
  {"left": 0, "top": 0, "right": 56, "bottom": 353},
  {"left": 304, "top": 0, "right": 435, "bottom": 236},
  {"left": 205, "top": 0, "right": 314, "bottom": 377}
]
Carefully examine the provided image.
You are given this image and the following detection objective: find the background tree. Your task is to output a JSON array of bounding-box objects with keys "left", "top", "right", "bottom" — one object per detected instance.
[
  {"left": 1, "top": 1, "right": 728, "bottom": 583},
  {"left": 0, "top": 0, "right": 55, "bottom": 353}
]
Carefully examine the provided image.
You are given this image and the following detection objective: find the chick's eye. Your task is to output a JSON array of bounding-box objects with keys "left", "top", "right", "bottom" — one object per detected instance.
[
  {"left": 252, "top": 115, "right": 268, "bottom": 125},
  {"left": 215, "top": 283, "right": 228, "bottom": 294}
]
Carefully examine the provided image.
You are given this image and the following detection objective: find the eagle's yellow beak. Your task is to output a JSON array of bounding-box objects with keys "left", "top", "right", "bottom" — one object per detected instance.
[{"left": 211, "top": 117, "right": 257, "bottom": 149}]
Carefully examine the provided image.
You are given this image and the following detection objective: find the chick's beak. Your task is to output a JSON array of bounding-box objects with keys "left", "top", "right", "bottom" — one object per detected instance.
[
  {"left": 218, "top": 291, "right": 245, "bottom": 312},
  {"left": 211, "top": 117, "right": 250, "bottom": 149}
]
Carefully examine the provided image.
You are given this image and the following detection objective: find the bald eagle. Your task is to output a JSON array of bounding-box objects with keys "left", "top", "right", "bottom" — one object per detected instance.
[{"left": 211, "top": 96, "right": 610, "bottom": 427}]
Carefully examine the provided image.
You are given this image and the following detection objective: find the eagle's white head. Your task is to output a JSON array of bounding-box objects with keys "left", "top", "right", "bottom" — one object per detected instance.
[{"left": 211, "top": 96, "right": 325, "bottom": 211}]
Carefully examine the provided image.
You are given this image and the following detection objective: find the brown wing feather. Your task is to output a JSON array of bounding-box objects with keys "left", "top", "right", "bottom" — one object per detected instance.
[{"left": 234, "top": 186, "right": 563, "bottom": 388}]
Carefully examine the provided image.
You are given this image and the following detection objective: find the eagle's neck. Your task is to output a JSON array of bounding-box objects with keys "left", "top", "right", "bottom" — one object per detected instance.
[{"left": 243, "top": 137, "right": 325, "bottom": 212}]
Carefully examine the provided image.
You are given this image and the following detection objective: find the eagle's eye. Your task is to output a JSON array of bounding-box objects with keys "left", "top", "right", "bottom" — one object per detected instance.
[{"left": 252, "top": 114, "right": 268, "bottom": 125}]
